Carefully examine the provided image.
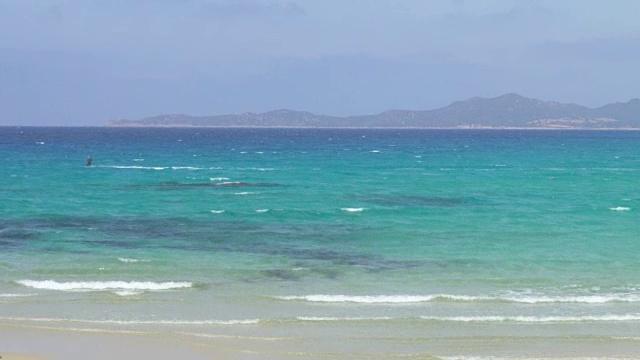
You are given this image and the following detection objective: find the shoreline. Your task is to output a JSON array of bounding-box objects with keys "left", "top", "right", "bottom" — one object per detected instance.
[{"left": 104, "top": 125, "right": 640, "bottom": 131}]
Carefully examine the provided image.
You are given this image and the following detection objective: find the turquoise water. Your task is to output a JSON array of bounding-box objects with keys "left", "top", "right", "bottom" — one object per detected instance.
[{"left": 1, "top": 127, "right": 639, "bottom": 357}]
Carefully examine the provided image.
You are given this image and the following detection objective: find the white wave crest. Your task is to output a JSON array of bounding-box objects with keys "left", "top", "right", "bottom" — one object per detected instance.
[
  {"left": 277, "top": 293, "right": 640, "bottom": 304},
  {"left": 420, "top": 315, "right": 640, "bottom": 323},
  {"left": 117, "top": 258, "right": 150, "bottom": 263},
  {"left": 279, "top": 295, "right": 439, "bottom": 303},
  {"left": 99, "top": 165, "right": 166, "bottom": 170},
  {"left": 114, "top": 290, "right": 143, "bottom": 296},
  {"left": 210, "top": 210, "right": 225, "bottom": 214},
  {"left": 16, "top": 280, "right": 192, "bottom": 292},
  {"left": 297, "top": 316, "right": 392, "bottom": 322},
  {"left": 341, "top": 208, "right": 366, "bottom": 212},
  {"left": 0, "top": 293, "right": 34, "bottom": 298},
  {"left": 237, "top": 167, "right": 275, "bottom": 171},
  {"left": 210, "top": 177, "right": 230, "bottom": 181},
  {"left": 610, "top": 207, "right": 631, "bottom": 211},
  {"left": 256, "top": 209, "right": 269, "bottom": 213},
  {"left": 501, "top": 294, "right": 640, "bottom": 304},
  {"left": 171, "top": 166, "right": 203, "bottom": 170},
  {"left": 1, "top": 316, "right": 260, "bottom": 326}
]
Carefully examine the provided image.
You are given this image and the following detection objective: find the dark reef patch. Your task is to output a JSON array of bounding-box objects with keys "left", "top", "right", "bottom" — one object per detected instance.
[
  {"left": 0, "top": 216, "right": 421, "bottom": 271},
  {"left": 262, "top": 269, "right": 304, "bottom": 281},
  {"left": 243, "top": 241, "right": 421, "bottom": 271},
  {"left": 0, "top": 227, "right": 41, "bottom": 249}
]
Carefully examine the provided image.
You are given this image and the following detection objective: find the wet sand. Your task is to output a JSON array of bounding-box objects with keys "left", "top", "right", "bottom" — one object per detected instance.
[
  {"left": 4, "top": 322, "right": 640, "bottom": 360},
  {"left": 0, "top": 325, "right": 213, "bottom": 360}
]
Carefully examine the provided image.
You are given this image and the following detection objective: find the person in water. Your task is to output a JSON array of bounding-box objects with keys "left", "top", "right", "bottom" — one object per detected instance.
[{"left": 86, "top": 155, "right": 92, "bottom": 166}]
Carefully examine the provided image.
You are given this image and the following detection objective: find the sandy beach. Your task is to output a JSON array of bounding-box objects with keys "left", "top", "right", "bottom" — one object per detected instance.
[
  {"left": 4, "top": 321, "right": 640, "bottom": 360},
  {"left": 0, "top": 325, "right": 215, "bottom": 360}
]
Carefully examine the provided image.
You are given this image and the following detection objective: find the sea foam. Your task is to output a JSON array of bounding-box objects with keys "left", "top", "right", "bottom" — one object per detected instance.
[
  {"left": 278, "top": 295, "right": 439, "bottom": 303},
  {"left": 297, "top": 316, "right": 393, "bottom": 322},
  {"left": 16, "top": 280, "right": 192, "bottom": 293},
  {"left": 237, "top": 167, "right": 275, "bottom": 171},
  {"left": 99, "top": 165, "right": 166, "bottom": 170},
  {"left": 171, "top": 166, "right": 203, "bottom": 170},
  {"left": 341, "top": 208, "right": 366, "bottom": 212},
  {"left": 1, "top": 316, "right": 260, "bottom": 326},
  {"left": 117, "top": 258, "right": 150, "bottom": 263},
  {"left": 419, "top": 315, "right": 640, "bottom": 323},
  {"left": 277, "top": 293, "right": 640, "bottom": 304}
]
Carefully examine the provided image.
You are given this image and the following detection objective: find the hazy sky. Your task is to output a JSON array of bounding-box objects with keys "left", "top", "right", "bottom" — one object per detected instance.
[{"left": 1, "top": 0, "right": 639, "bottom": 125}]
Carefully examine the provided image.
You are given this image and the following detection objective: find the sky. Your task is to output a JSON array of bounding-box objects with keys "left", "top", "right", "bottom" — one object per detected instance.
[{"left": 1, "top": 0, "right": 640, "bottom": 125}]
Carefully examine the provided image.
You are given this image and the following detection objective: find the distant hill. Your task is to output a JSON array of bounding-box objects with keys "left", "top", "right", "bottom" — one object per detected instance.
[{"left": 105, "top": 94, "right": 640, "bottom": 129}]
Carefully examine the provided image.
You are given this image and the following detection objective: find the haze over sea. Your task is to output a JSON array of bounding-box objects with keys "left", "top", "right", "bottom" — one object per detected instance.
[{"left": 1, "top": 127, "right": 639, "bottom": 358}]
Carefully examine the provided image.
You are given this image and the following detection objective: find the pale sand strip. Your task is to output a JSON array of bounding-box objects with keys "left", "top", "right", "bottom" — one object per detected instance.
[
  {"left": 4, "top": 322, "right": 640, "bottom": 360},
  {"left": 0, "top": 355, "right": 46, "bottom": 360},
  {"left": 0, "top": 325, "right": 297, "bottom": 360},
  {"left": 0, "top": 326, "right": 215, "bottom": 360}
]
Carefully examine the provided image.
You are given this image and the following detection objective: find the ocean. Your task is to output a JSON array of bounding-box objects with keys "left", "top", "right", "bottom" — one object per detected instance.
[{"left": 1, "top": 127, "right": 639, "bottom": 358}]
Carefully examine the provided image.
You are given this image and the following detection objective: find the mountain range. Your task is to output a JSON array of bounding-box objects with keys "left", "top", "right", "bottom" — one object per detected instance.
[{"left": 105, "top": 93, "right": 640, "bottom": 129}]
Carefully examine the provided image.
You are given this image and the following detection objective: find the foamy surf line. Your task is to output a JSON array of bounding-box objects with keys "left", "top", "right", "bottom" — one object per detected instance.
[
  {"left": 420, "top": 315, "right": 640, "bottom": 323},
  {"left": 0, "top": 316, "right": 260, "bottom": 326},
  {"left": 16, "top": 280, "right": 193, "bottom": 295},
  {"left": 96, "top": 165, "right": 207, "bottom": 171},
  {"left": 276, "top": 293, "right": 640, "bottom": 304},
  {"left": 96, "top": 165, "right": 167, "bottom": 170},
  {"left": 294, "top": 314, "right": 640, "bottom": 323},
  {"left": 610, "top": 207, "right": 632, "bottom": 211},
  {"left": 296, "top": 316, "right": 393, "bottom": 322},
  {"left": 341, "top": 207, "right": 366, "bottom": 212},
  {"left": 279, "top": 295, "right": 441, "bottom": 303},
  {"left": 117, "top": 258, "right": 151, "bottom": 263},
  {"left": 4, "top": 314, "right": 640, "bottom": 326}
]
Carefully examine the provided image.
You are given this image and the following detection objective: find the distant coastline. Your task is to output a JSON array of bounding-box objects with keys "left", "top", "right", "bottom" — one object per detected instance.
[
  {"left": 105, "top": 93, "right": 640, "bottom": 130},
  {"left": 102, "top": 124, "right": 640, "bottom": 131}
]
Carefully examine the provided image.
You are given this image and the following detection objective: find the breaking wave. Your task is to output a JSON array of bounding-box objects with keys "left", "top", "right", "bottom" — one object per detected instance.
[
  {"left": 16, "top": 280, "right": 193, "bottom": 294},
  {"left": 341, "top": 208, "right": 366, "bottom": 212},
  {"left": 276, "top": 293, "right": 640, "bottom": 304},
  {"left": 420, "top": 315, "right": 640, "bottom": 323}
]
